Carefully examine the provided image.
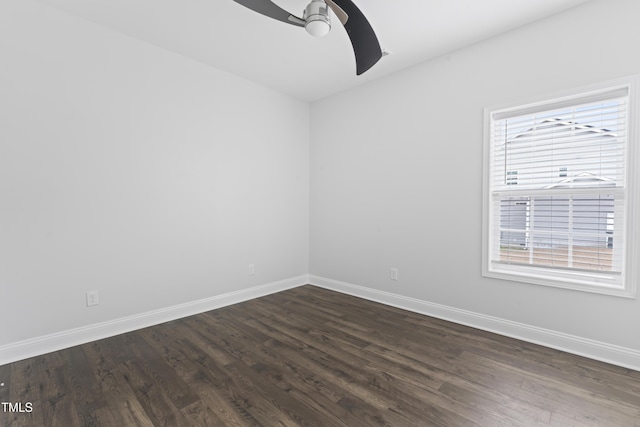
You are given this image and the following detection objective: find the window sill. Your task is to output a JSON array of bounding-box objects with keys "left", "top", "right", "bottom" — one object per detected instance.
[{"left": 483, "top": 263, "right": 635, "bottom": 298}]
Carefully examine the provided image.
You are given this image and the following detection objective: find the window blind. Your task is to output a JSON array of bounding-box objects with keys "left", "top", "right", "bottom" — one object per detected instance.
[{"left": 487, "top": 86, "right": 629, "bottom": 287}]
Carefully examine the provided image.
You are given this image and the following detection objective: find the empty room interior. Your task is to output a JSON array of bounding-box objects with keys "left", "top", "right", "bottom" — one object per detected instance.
[{"left": 2, "top": 0, "right": 640, "bottom": 425}]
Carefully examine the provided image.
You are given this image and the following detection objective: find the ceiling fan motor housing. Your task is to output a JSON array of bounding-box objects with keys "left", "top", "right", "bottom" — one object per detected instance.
[{"left": 304, "top": 0, "right": 331, "bottom": 37}]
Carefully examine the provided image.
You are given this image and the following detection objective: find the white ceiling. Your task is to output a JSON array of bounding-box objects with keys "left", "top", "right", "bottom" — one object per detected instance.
[{"left": 35, "top": 0, "right": 591, "bottom": 101}]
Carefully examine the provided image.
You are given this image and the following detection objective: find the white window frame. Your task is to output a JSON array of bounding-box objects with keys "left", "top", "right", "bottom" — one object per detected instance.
[{"left": 482, "top": 77, "right": 639, "bottom": 298}]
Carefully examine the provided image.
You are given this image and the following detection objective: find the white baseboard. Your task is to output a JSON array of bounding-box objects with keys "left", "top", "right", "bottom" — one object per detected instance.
[
  {"left": 5, "top": 274, "right": 639, "bottom": 372},
  {"left": 309, "top": 275, "right": 640, "bottom": 372},
  {"left": 0, "top": 275, "right": 309, "bottom": 366}
]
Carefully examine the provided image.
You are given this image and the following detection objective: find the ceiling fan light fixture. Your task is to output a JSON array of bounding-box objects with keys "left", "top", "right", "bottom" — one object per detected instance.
[{"left": 303, "top": 0, "right": 331, "bottom": 37}]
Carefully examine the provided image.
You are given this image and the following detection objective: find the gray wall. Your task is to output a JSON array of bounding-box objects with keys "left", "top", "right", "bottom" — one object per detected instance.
[
  {"left": 310, "top": 0, "right": 640, "bottom": 352},
  {"left": 0, "top": 0, "right": 309, "bottom": 347}
]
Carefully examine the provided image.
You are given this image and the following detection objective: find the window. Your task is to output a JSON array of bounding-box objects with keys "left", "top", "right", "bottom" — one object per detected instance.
[{"left": 483, "top": 79, "right": 638, "bottom": 297}]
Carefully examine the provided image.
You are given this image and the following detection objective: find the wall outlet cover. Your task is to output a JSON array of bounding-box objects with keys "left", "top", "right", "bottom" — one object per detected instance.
[{"left": 86, "top": 290, "right": 99, "bottom": 307}]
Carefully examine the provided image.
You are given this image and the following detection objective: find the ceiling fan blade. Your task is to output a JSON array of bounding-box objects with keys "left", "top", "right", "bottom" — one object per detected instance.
[
  {"left": 328, "top": 0, "right": 382, "bottom": 75},
  {"left": 232, "top": 0, "right": 305, "bottom": 27},
  {"left": 325, "top": 0, "right": 348, "bottom": 25}
]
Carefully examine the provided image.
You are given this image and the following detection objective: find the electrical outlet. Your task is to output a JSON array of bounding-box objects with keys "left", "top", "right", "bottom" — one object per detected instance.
[
  {"left": 86, "top": 290, "right": 99, "bottom": 307},
  {"left": 248, "top": 264, "right": 255, "bottom": 276},
  {"left": 390, "top": 268, "right": 399, "bottom": 281}
]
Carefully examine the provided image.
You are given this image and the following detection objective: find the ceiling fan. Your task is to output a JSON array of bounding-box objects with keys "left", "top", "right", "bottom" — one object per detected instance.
[{"left": 231, "top": 0, "right": 383, "bottom": 75}]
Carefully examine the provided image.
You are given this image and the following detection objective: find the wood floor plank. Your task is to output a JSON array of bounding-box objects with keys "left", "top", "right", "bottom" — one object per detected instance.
[
  {"left": 174, "top": 347, "right": 259, "bottom": 426},
  {"left": 119, "top": 358, "right": 192, "bottom": 427},
  {"left": 136, "top": 323, "right": 259, "bottom": 426},
  {"left": 80, "top": 336, "right": 158, "bottom": 427},
  {"left": 120, "top": 331, "right": 201, "bottom": 411},
  {"left": 101, "top": 388, "right": 155, "bottom": 427},
  {"left": 180, "top": 400, "right": 228, "bottom": 427},
  {"left": 35, "top": 354, "right": 82, "bottom": 427},
  {"left": 0, "top": 362, "right": 10, "bottom": 401},
  {"left": 64, "top": 345, "right": 118, "bottom": 427},
  {"left": 521, "top": 377, "right": 640, "bottom": 426},
  {"left": 194, "top": 311, "right": 367, "bottom": 426},
  {"left": 437, "top": 381, "right": 551, "bottom": 425},
  {"left": 2, "top": 285, "right": 639, "bottom": 426},
  {"left": 1, "top": 358, "right": 44, "bottom": 427}
]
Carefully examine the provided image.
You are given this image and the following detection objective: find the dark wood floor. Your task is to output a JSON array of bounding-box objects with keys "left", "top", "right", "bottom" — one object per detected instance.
[{"left": 1, "top": 285, "right": 639, "bottom": 426}]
